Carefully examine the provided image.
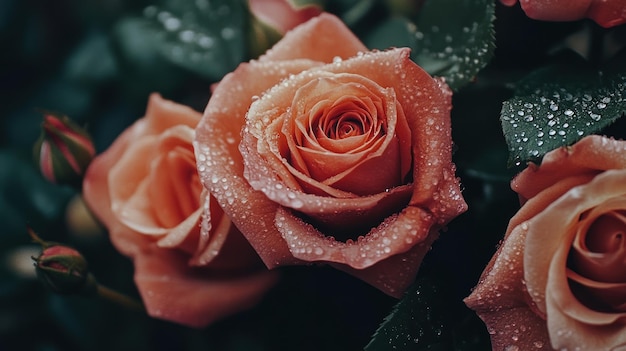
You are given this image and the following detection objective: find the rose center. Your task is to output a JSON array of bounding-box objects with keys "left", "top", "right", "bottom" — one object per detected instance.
[
  {"left": 150, "top": 144, "right": 203, "bottom": 229},
  {"left": 567, "top": 208, "right": 626, "bottom": 313},
  {"left": 276, "top": 73, "right": 411, "bottom": 197},
  {"left": 329, "top": 114, "right": 366, "bottom": 139}
]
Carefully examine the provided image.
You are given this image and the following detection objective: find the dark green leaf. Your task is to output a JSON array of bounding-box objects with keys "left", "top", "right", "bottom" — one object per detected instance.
[
  {"left": 62, "top": 31, "right": 118, "bottom": 87},
  {"left": 363, "top": 17, "right": 417, "bottom": 53},
  {"left": 326, "top": 0, "right": 378, "bottom": 28},
  {"left": 501, "top": 56, "right": 626, "bottom": 166},
  {"left": 365, "top": 278, "right": 450, "bottom": 351},
  {"left": 128, "top": 0, "right": 247, "bottom": 81},
  {"left": 0, "top": 150, "right": 74, "bottom": 244},
  {"left": 412, "top": 0, "right": 495, "bottom": 90},
  {"left": 112, "top": 17, "right": 189, "bottom": 98}
]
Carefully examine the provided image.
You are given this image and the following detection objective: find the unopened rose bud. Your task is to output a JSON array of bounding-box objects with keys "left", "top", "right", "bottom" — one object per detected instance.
[
  {"left": 248, "top": 0, "right": 323, "bottom": 57},
  {"left": 34, "top": 112, "right": 95, "bottom": 187},
  {"left": 32, "top": 243, "right": 97, "bottom": 296},
  {"left": 28, "top": 228, "right": 144, "bottom": 311}
]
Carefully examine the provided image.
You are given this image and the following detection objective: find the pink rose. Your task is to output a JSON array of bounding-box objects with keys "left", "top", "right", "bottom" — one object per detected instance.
[
  {"left": 83, "top": 93, "right": 278, "bottom": 328},
  {"left": 194, "top": 14, "right": 466, "bottom": 298},
  {"left": 248, "top": 0, "right": 323, "bottom": 34},
  {"left": 465, "top": 135, "right": 626, "bottom": 350},
  {"left": 500, "top": 0, "right": 626, "bottom": 28}
]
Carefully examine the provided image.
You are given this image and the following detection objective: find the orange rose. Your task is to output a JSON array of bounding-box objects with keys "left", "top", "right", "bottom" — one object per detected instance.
[
  {"left": 465, "top": 135, "right": 626, "bottom": 350},
  {"left": 82, "top": 94, "right": 278, "bottom": 328},
  {"left": 194, "top": 14, "right": 466, "bottom": 297},
  {"left": 500, "top": 0, "right": 626, "bottom": 28}
]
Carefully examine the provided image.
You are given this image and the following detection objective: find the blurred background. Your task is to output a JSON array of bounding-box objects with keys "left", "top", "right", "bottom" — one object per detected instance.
[{"left": 1, "top": 0, "right": 624, "bottom": 350}]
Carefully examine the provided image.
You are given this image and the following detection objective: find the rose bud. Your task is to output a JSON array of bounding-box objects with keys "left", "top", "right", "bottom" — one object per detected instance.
[
  {"left": 247, "top": 0, "right": 323, "bottom": 57},
  {"left": 34, "top": 113, "right": 96, "bottom": 187},
  {"left": 33, "top": 245, "right": 97, "bottom": 296}
]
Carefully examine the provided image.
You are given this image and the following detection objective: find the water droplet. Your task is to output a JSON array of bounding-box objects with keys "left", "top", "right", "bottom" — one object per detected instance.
[
  {"left": 179, "top": 30, "right": 195, "bottom": 42},
  {"left": 549, "top": 102, "right": 558, "bottom": 111},
  {"left": 197, "top": 35, "right": 215, "bottom": 48},
  {"left": 221, "top": 27, "right": 235, "bottom": 40},
  {"left": 143, "top": 5, "right": 158, "bottom": 17},
  {"left": 564, "top": 109, "right": 574, "bottom": 116},
  {"left": 164, "top": 17, "right": 181, "bottom": 31}
]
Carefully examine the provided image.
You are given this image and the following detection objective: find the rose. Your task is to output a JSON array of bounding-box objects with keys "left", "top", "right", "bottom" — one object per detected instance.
[
  {"left": 464, "top": 135, "right": 626, "bottom": 350},
  {"left": 83, "top": 93, "right": 278, "bottom": 328},
  {"left": 194, "top": 14, "right": 466, "bottom": 297},
  {"left": 500, "top": 0, "right": 626, "bottom": 28}
]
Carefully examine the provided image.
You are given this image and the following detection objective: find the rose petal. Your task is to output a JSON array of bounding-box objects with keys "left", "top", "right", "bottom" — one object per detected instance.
[
  {"left": 195, "top": 60, "right": 322, "bottom": 267},
  {"left": 330, "top": 229, "right": 441, "bottom": 298},
  {"left": 513, "top": 135, "right": 626, "bottom": 203},
  {"left": 520, "top": 0, "right": 592, "bottom": 21},
  {"left": 132, "top": 236, "right": 279, "bottom": 328},
  {"left": 567, "top": 269, "right": 626, "bottom": 313},
  {"left": 259, "top": 13, "right": 367, "bottom": 63},
  {"left": 274, "top": 204, "right": 433, "bottom": 270},
  {"left": 587, "top": 0, "right": 626, "bottom": 27},
  {"left": 464, "top": 221, "right": 551, "bottom": 351},
  {"left": 110, "top": 125, "right": 199, "bottom": 234},
  {"left": 570, "top": 201, "right": 626, "bottom": 284},
  {"left": 505, "top": 0, "right": 626, "bottom": 27}
]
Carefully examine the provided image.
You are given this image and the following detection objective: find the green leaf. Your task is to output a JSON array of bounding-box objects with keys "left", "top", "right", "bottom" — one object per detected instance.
[
  {"left": 326, "top": 0, "right": 378, "bottom": 28},
  {"left": 501, "top": 54, "right": 626, "bottom": 166},
  {"left": 365, "top": 278, "right": 450, "bottom": 351},
  {"left": 363, "top": 17, "right": 417, "bottom": 52},
  {"left": 0, "top": 150, "right": 74, "bottom": 244},
  {"left": 136, "top": 0, "right": 247, "bottom": 81},
  {"left": 412, "top": 0, "right": 495, "bottom": 90}
]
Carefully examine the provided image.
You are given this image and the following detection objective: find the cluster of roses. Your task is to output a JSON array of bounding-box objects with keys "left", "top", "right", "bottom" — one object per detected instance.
[{"left": 43, "top": 1, "right": 626, "bottom": 350}]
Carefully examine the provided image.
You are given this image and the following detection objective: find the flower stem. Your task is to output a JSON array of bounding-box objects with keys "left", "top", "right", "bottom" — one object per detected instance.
[{"left": 96, "top": 284, "right": 145, "bottom": 312}]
